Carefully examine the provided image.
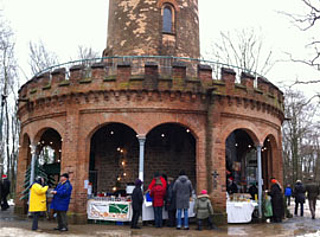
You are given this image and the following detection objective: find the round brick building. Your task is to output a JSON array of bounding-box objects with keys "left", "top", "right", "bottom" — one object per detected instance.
[{"left": 15, "top": 0, "right": 284, "bottom": 224}]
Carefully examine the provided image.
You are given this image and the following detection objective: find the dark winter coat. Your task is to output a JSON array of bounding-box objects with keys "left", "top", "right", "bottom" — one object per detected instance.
[
  {"left": 1, "top": 179, "right": 10, "bottom": 196},
  {"left": 173, "top": 175, "right": 193, "bottom": 209},
  {"left": 131, "top": 186, "right": 143, "bottom": 211},
  {"left": 269, "top": 183, "right": 284, "bottom": 220},
  {"left": 194, "top": 194, "right": 213, "bottom": 219},
  {"left": 50, "top": 180, "right": 72, "bottom": 211},
  {"left": 305, "top": 183, "right": 319, "bottom": 200},
  {"left": 294, "top": 182, "right": 306, "bottom": 203},
  {"left": 150, "top": 184, "right": 166, "bottom": 207},
  {"left": 227, "top": 182, "right": 238, "bottom": 194},
  {"left": 166, "top": 183, "right": 176, "bottom": 211}
]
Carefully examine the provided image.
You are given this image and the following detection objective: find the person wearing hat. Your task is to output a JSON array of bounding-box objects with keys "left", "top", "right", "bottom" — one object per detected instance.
[
  {"left": 293, "top": 179, "right": 306, "bottom": 217},
  {"left": 0, "top": 174, "right": 10, "bottom": 211},
  {"left": 305, "top": 178, "right": 320, "bottom": 219},
  {"left": 150, "top": 178, "right": 166, "bottom": 228},
  {"left": 29, "top": 176, "right": 48, "bottom": 231},
  {"left": 269, "top": 178, "right": 284, "bottom": 223},
  {"left": 50, "top": 173, "right": 73, "bottom": 231},
  {"left": 194, "top": 190, "right": 217, "bottom": 231},
  {"left": 227, "top": 177, "right": 238, "bottom": 195},
  {"left": 131, "top": 179, "right": 143, "bottom": 229}
]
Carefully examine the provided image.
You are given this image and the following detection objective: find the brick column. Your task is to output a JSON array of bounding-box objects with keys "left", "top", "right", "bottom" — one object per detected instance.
[{"left": 61, "top": 106, "right": 86, "bottom": 224}]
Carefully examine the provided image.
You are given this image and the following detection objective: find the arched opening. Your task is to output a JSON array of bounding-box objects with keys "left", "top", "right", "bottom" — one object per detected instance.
[
  {"left": 162, "top": 5, "right": 174, "bottom": 33},
  {"left": 145, "top": 123, "right": 196, "bottom": 188},
  {"left": 89, "top": 123, "right": 139, "bottom": 195},
  {"left": 262, "top": 135, "right": 276, "bottom": 189},
  {"left": 36, "top": 128, "right": 62, "bottom": 186},
  {"left": 225, "top": 129, "right": 256, "bottom": 194}
]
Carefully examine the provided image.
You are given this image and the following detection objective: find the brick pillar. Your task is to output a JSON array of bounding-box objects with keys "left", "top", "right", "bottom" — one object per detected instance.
[
  {"left": 221, "top": 68, "right": 236, "bottom": 91},
  {"left": 116, "top": 62, "right": 131, "bottom": 89},
  {"left": 51, "top": 68, "right": 66, "bottom": 85},
  {"left": 198, "top": 64, "right": 212, "bottom": 87},
  {"left": 61, "top": 107, "right": 86, "bottom": 224},
  {"left": 257, "top": 77, "right": 269, "bottom": 94},
  {"left": 70, "top": 65, "right": 84, "bottom": 84},
  {"left": 14, "top": 135, "right": 31, "bottom": 215},
  {"left": 91, "top": 62, "right": 106, "bottom": 82},
  {"left": 144, "top": 62, "right": 158, "bottom": 89},
  {"left": 240, "top": 72, "right": 255, "bottom": 89},
  {"left": 37, "top": 72, "right": 51, "bottom": 88},
  {"left": 172, "top": 62, "right": 186, "bottom": 90}
]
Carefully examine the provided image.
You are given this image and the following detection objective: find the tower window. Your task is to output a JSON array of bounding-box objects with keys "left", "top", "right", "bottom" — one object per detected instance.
[{"left": 163, "top": 5, "right": 174, "bottom": 33}]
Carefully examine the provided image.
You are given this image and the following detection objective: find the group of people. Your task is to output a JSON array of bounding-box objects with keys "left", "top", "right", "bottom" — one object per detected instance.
[
  {"left": 284, "top": 178, "right": 320, "bottom": 219},
  {"left": 265, "top": 177, "right": 320, "bottom": 223},
  {"left": 130, "top": 170, "right": 217, "bottom": 231},
  {"left": 0, "top": 174, "right": 11, "bottom": 211},
  {"left": 28, "top": 173, "right": 72, "bottom": 232}
]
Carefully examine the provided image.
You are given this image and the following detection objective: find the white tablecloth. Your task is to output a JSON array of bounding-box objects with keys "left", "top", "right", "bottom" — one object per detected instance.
[
  {"left": 226, "top": 201, "right": 258, "bottom": 223},
  {"left": 142, "top": 198, "right": 196, "bottom": 221}
]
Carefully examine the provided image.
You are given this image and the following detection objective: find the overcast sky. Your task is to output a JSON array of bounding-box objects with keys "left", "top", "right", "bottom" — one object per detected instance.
[{"left": 1, "top": 0, "right": 319, "bottom": 95}]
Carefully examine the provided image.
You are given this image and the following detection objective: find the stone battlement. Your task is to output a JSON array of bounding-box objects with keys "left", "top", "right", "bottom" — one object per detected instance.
[{"left": 18, "top": 57, "right": 284, "bottom": 113}]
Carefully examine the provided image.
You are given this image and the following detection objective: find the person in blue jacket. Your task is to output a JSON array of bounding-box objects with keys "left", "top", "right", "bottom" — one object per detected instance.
[
  {"left": 50, "top": 173, "right": 72, "bottom": 232},
  {"left": 284, "top": 184, "right": 292, "bottom": 206}
]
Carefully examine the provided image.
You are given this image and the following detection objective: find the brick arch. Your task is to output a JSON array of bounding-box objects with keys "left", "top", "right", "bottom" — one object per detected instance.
[
  {"left": 146, "top": 121, "right": 199, "bottom": 140},
  {"left": 261, "top": 131, "right": 280, "bottom": 149},
  {"left": 220, "top": 121, "right": 260, "bottom": 145},
  {"left": 157, "top": 0, "right": 179, "bottom": 12},
  {"left": 23, "top": 119, "right": 65, "bottom": 144},
  {"left": 85, "top": 121, "right": 138, "bottom": 145}
]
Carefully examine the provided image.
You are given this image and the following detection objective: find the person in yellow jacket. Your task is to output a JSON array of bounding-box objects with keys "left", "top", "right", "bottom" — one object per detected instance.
[{"left": 29, "top": 176, "right": 48, "bottom": 231}]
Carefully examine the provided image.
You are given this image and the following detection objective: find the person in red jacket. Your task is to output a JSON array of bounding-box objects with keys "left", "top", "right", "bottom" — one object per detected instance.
[
  {"left": 147, "top": 172, "right": 167, "bottom": 192},
  {"left": 150, "top": 178, "right": 166, "bottom": 228}
]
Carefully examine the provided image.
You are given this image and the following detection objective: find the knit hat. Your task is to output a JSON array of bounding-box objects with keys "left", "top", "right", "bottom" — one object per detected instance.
[
  {"left": 201, "top": 189, "right": 207, "bottom": 195},
  {"left": 2, "top": 174, "right": 7, "bottom": 179},
  {"left": 296, "top": 180, "right": 302, "bottom": 183},
  {"left": 61, "top": 173, "right": 69, "bottom": 179},
  {"left": 135, "top": 179, "right": 142, "bottom": 186}
]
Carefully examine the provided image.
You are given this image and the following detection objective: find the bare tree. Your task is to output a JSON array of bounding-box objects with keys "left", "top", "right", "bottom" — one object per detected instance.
[
  {"left": 29, "top": 40, "right": 59, "bottom": 76},
  {"left": 77, "top": 45, "right": 100, "bottom": 61},
  {"left": 283, "top": 0, "right": 320, "bottom": 87},
  {"left": 282, "top": 89, "right": 317, "bottom": 183},
  {"left": 204, "top": 28, "right": 275, "bottom": 77},
  {"left": 0, "top": 15, "right": 19, "bottom": 192}
]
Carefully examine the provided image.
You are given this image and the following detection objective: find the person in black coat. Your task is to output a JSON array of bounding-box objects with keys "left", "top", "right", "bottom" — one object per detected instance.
[
  {"left": 165, "top": 177, "right": 176, "bottom": 227},
  {"left": 293, "top": 180, "right": 306, "bottom": 217},
  {"left": 131, "top": 179, "right": 143, "bottom": 229},
  {"left": 1, "top": 174, "right": 10, "bottom": 211},
  {"left": 269, "top": 178, "right": 284, "bottom": 223}
]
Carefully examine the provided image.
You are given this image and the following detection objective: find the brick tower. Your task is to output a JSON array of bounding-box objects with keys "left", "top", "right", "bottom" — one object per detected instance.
[
  {"left": 15, "top": 0, "right": 284, "bottom": 224},
  {"left": 103, "top": 0, "right": 200, "bottom": 58}
]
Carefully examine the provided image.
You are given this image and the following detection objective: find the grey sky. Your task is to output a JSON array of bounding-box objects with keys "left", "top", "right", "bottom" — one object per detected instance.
[{"left": 1, "top": 0, "right": 319, "bottom": 95}]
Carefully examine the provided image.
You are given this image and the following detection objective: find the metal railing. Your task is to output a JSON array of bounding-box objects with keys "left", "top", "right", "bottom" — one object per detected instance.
[{"left": 35, "top": 56, "right": 264, "bottom": 84}]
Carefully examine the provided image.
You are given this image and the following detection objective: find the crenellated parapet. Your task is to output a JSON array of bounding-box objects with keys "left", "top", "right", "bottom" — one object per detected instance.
[{"left": 18, "top": 57, "right": 284, "bottom": 121}]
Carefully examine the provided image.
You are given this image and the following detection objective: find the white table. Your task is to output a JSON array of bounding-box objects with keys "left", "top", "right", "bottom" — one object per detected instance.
[
  {"left": 142, "top": 198, "right": 196, "bottom": 221},
  {"left": 226, "top": 201, "right": 258, "bottom": 223}
]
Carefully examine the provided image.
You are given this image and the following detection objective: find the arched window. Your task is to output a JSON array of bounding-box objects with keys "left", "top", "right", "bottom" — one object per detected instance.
[{"left": 163, "top": 6, "right": 173, "bottom": 33}]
